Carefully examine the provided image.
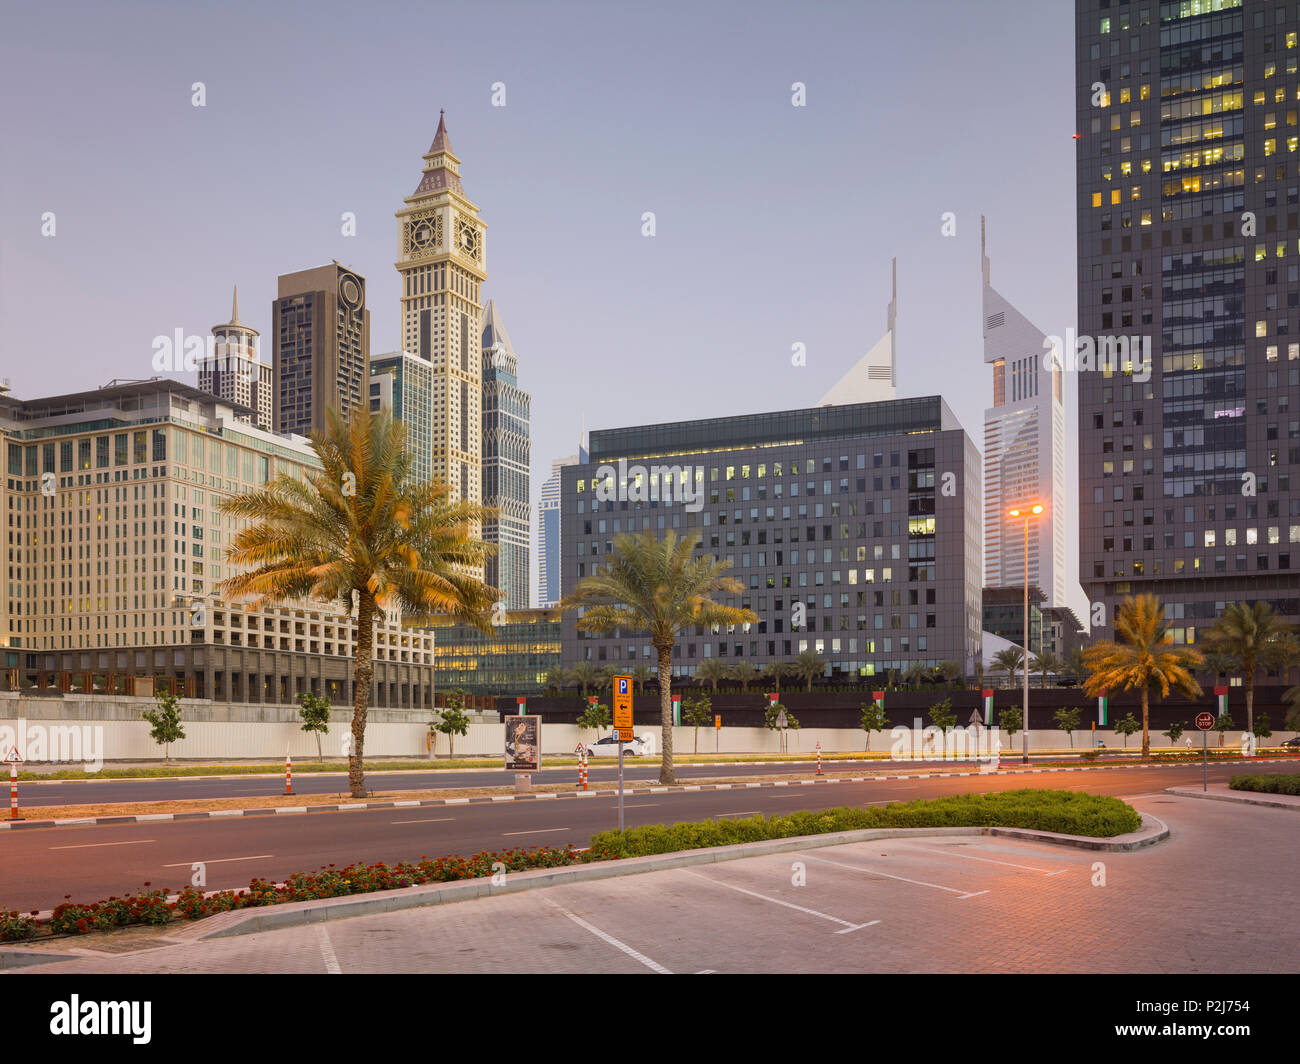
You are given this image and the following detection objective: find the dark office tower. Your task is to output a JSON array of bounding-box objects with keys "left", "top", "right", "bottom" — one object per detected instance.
[
  {"left": 1076, "top": 0, "right": 1300, "bottom": 650},
  {"left": 481, "top": 300, "right": 531, "bottom": 609},
  {"left": 273, "top": 262, "right": 370, "bottom": 437}
]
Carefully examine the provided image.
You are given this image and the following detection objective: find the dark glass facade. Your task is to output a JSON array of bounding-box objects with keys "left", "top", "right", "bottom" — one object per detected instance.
[
  {"left": 1076, "top": 0, "right": 1300, "bottom": 661},
  {"left": 432, "top": 610, "right": 560, "bottom": 695}
]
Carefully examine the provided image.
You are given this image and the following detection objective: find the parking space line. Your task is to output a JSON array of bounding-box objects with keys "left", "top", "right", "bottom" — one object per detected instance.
[
  {"left": 799, "top": 852, "right": 986, "bottom": 899},
  {"left": 540, "top": 897, "right": 671, "bottom": 973},
  {"left": 900, "top": 845, "right": 1064, "bottom": 875},
  {"left": 681, "top": 869, "right": 879, "bottom": 934}
]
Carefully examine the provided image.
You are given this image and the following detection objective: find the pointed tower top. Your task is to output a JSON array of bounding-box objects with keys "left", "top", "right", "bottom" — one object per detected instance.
[
  {"left": 231, "top": 284, "right": 241, "bottom": 324},
  {"left": 413, "top": 110, "right": 465, "bottom": 198},
  {"left": 429, "top": 109, "right": 452, "bottom": 154},
  {"left": 981, "top": 215, "right": 991, "bottom": 287}
]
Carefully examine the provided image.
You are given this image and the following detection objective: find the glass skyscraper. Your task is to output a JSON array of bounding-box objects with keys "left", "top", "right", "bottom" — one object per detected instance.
[{"left": 481, "top": 300, "right": 531, "bottom": 609}]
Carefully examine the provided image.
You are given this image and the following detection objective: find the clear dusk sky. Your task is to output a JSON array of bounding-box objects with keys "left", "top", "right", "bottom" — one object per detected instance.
[{"left": 0, "top": 0, "right": 1082, "bottom": 607}]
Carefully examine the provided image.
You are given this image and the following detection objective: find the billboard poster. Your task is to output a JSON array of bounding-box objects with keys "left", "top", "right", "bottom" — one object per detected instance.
[{"left": 505, "top": 715, "right": 541, "bottom": 771}]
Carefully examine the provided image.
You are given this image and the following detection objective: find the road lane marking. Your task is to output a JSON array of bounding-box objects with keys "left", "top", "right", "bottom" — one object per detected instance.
[
  {"left": 391, "top": 818, "right": 454, "bottom": 825},
  {"left": 713, "top": 811, "right": 761, "bottom": 818},
  {"left": 162, "top": 854, "right": 274, "bottom": 867},
  {"left": 502, "top": 828, "right": 571, "bottom": 836},
  {"left": 901, "top": 846, "right": 1064, "bottom": 875},
  {"left": 798, "top": 852, "right": 984, "bottom": 899},
  {"left": 50, "top": 839, "right": 156, "bottom": 850},
  {"left": 681, "top": 869, "right": 879, "bottom": 934},
  {"left": 316, "top": 925, "right": 342, "bottom": 974},
  {"left": 540, "top": 897, "right": 671, "bottom": 973},
  {"left": 624, "top": 803, "right": 660, "bottom": 808}
]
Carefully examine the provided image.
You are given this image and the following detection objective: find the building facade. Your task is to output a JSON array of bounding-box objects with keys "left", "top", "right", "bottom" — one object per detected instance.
[
  {"left": 369, "top": 350, "right": 434, "bottom": 487},
  {"left": 0, "top": 379, "right": 433, "bottom": 707},
  {"left": 199, "top": 286, "right": 273, "bottom": 432},
  {"left": 1076, "top": 0, "right": 1300, "bottom": 653},
  {"left": 393, "top": 111, "right": 487, "bottom": 508},
  {"left": 273, "top": 262, "right": 370, "bottom": 438},
  {"left": 538, "top": 453, "right": 578, "bottom": 608},
  {"left": 432, "top": 609, "right": 561, "bottom": 695},
  {"left": 981, "top": 218, "right": 1071, "bottom": 609},
  {"left": 560, "top": 397, "right": 983, "bottom": 681},
  {"left": 480, "top": 301, "right": 531, "bottom": 609}
]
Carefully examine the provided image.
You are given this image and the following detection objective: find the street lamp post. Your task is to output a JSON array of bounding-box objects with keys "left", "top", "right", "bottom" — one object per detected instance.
[{"left": 1008, "top": 505, "right": 1043, "bottom": 764}]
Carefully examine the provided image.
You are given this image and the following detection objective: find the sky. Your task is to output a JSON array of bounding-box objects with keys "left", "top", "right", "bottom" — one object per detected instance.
[{"left": 0, "top": 0, "right": 1082, "bottom": 608}]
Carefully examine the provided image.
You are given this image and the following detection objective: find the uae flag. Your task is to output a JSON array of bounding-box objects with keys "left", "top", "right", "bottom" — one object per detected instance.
[
  {"left": 1097, "top": 691, "right": 1108, "bottom": 727},
  {"left": 982, "top": 689, "right": 995, "bottom": 725},
  {"left": 872, "top": 690, "right": 885, "bottom": 708},
  {"left": 1214, "top": 685, "right": 1228, "bottom": 717},
  {"left": 672, "top": 694, "right": 681, "bottom": 727}
]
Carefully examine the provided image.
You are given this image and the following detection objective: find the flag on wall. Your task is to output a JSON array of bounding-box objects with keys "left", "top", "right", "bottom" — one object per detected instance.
[
  {"left": 1097, "top": 691, "right": 1108, "bottom": 726},
  {"left": 982, "top": 689, "right": 995, "bottom": 725},
  {"left": 1214, "top": 685, "right": 1228, "bottom": 717}
]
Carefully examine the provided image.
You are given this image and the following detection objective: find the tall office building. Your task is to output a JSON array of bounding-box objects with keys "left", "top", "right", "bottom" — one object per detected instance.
[
  {"left": 981, "top": 218, "right": 1070, "bottom": 608},
  {"left": 1076, "top": 0, "right": 1300, "bottom": 649},
  {"left": 200, "top": 286, "right": 273, "bottom": 432},
  {"left": 819, "top": 259, "right": 898, "bottom": 405},
  {"left": 369, "top": 350, "right": 434, "bottom": 486},
  {"left": 394, "top": 111, "right": 487, "bottom": 507},
  {"left": 538, "top": 453, "right": 578, "bottom": 608},
  {"left": 480, "top": 301, "right": 531, "bottom": 608},
  {"left": 272, "top": 262, "right": 370, "bottom": 438}
]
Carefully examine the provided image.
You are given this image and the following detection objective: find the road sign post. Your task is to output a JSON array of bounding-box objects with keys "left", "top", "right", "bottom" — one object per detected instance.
[
  {"left": 613, "top": 675, "right": 633, "bottom": 832},
  {"left": 4, "top": 746, "right": 23, "bottom": 821},
  {"left": 1195, "top": 711, "right": 1214, "bottom": 791},
  {"left": 715, "top": 713, "right": 721, "bottom": 754}
]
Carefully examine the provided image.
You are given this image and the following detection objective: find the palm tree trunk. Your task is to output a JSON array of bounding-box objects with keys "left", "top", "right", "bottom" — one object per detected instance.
[
  {"left": 1140, "top": 686, "right": 1150, "bottom": 759},
  {"left": 657, "top": 645, "right": 675, "bottom": 784},
  {"left": 349, "top": 594, "right": 374, "bottom": 798},
  {"left": 1245, "top": 673, "right": 1255, "bottom": 737}
]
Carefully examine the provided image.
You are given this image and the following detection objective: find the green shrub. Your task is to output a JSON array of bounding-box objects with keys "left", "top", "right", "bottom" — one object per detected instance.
[{"left": 1229, "top": 774, "right": 1300, "bottom": 796}]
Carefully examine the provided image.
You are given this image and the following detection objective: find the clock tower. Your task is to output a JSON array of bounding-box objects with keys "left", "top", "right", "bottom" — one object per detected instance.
[{"left": 395, "top": 110, "right": 487, "bottom": 508}]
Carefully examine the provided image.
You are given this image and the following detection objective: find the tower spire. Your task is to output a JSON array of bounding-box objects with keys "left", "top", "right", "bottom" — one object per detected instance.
[
  {"left": 981, "top": 215, "right": 991, "bottom": 287},
  {"left": 231, "top": 284, "right": 240, "bottom": 324}
]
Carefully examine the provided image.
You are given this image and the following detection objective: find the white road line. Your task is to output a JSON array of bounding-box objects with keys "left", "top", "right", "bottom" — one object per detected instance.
[
  {"left": 50, "top": 839, "right": 156, "bottom": 850},
  {"left": 901, "top": 846, "right": 1064, "bottom": 875},
  {"left": 162, "top": 854, "right": 273, "bottom": 867},
  {"left": 624, "top": 803, "right": 660, "bottom": 808},
  {"left": 713, "top": 811, "right": 761, "bottom": 818},
  {"left": 541, "top": 897, "right": 671, "bottom": 973},
  {"left": 799, "top": 853, "right": 984, "bottom": 899},
  {"left": 502, "top": 828, "right": 570, "bottom": 836},
  {"left": 681, "top": 869, "right": 879, "bottom": 934},
  {"left": 316, "top": 924, "right": 342, "bottom": 974},
  {"left": 391, "top": 818, "right": 454, "bottom": 825}
]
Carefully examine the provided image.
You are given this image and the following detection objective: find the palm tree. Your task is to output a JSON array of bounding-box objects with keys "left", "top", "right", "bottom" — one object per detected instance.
[
  {"left": 1200, "top": 601, "right": 1300, "bottom": 736},
  {"left": 991, "top": 647, "right": 1025, "bottom": 689},
  {"left": 220, "top": 406, "right": 495, "bottom": 798},
  {"left": 561, "top": 529, "right": 757, "bottom": 784},
  {"left": 543, "top": 667, "right": 571, "bottom": 695},
  {"left": 760, "top": 660, "right": 791, "bottom": 694},
  {"left": 937, "top": 661, "right": 962, "bottom": 688},
  {"left": 792, "top": 649, "right": 827, "bottom": 692},
  {"left": 1083, "top": 594, "right": 1203, "bottom": 758},
  {"left": 631, "top": 663, "right": 654, "bottom": 693},
  {"left": 695, "top": 658, "right": 730, "bottom": 693},
  {"left": 1064, "top": 647, "right": 1089, "bottom": 686},
  {"left": 729, "top": 662, "right": 761, "bottom": 691},
  {"left": 568, "top": 661, "right": 601, "bottom": 698},
  {"left": 902, "top": 661, "right": 928, "bottom": 689},
  {"left": 1030, "top": 651, "right": 1062, "bottom": 689}
]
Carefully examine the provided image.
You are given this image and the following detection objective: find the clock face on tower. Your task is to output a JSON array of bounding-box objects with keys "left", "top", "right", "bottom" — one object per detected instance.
[
  {"left": 412, "top": 220, "right": 434, "bottom": 249},
  {"left": 455, "top": 218, "right": 481, "bottom": 262}
]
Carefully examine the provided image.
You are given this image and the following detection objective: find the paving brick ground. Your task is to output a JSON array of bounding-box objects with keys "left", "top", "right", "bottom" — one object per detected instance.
[{"left": 19, "top": 794, "right": 1298, "bottom": 974}]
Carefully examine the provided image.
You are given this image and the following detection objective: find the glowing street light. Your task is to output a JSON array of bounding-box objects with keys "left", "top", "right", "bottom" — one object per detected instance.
[{"left": 1008, "top": 505, "right": 1044, "bottom": 764}]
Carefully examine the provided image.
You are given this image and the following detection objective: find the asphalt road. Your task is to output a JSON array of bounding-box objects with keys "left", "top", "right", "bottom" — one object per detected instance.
[{"left": 1, "top": 760, "right": 1292, "bottom": 913}]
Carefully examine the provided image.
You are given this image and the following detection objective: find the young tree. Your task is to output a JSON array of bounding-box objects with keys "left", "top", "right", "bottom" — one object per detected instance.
[
  {"left": 631, "top": 663, "right": 654, "bottom": 693},
  {"left": 760, "top": 660, "right": 791, "bottom": 694},
  {"left": 902, "top": 662, "right": 929, "bottom": 690},
  {"left": 220, "top": 406, "right": 496, "bottom": 797},
  {"left": 859, "top": 699, "right": 888, "bottom": 751},
  {"left": 681, "top": 695, "right": 713, "bottom": 754},
  {"left": 998, "top": 705, "right": 1022, "bottom": 744},
  {"left": 992, "top": 647, "right": 1025, "bottom": 689},
  {"left": 297, "top": 691, "right": 332, "bottom": 761},
  {"left": 142, "top": 691, "right": 186, "bottom": 762},
  {"left": 1212, "top": 711, "right": 1236, "bottom": 748},
  {"left": 562, "top": 529, "right": 756, "bottom": 784},
  {"left": 1253, "top": 712, "right": 1272, "bottom": 746},
  {"left": 1053, "top": 706, "right": 1082, "bottom": 748},
  {"left": 433, "top": 693, "right": 471, "bottom": 760},
  {"left": 1114, "top": 712, "right": 1140, "bottom": 748},
  {"left": 1163, "top": 720, "right": 1185, "bottom": 745},
  {"left": 928, "top": 697, "right": 957, "bottom": 758},
  {"left": 728, "top": 662, "right": 761, "bottom": 692},
  {"left": 764, "top": 700, "right": 799, "bottom": 753},
  {"left": 568, "top": 662, "right": 601, "bottom": 698},
  {"left": 792, "top": 649, "right": 827, "bottom": 692},
  {"left": 1201, "top": 601, "right": 1299, "bottom": 737},
  {"left": 1083, "top": 595, "right": 1203, "bottom": 758},
  {"left": 576, "top": 700, "right": 611, "bottom": 738}
]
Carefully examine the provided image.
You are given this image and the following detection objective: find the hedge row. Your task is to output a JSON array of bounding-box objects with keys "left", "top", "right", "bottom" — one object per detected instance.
[
  {"left": 1229, "top": 774, "right": 1300, "bottom": 796},
  {"left": 585, "top": 789, "right": 1141, "bottom": 859}
]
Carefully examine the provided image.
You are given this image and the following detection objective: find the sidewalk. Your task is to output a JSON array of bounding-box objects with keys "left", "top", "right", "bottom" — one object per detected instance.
[{"left": 1166, "top": 781, "right": 1300, "bottom": 811}]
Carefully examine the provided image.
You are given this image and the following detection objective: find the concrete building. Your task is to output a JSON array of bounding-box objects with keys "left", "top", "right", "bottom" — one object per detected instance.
[
  {"left": 819, "top": 259, "right": 898, "bottom": 406},
  {"left": 538, "top": 453, "right": 578, "bottom": 608},
  {"left": 432, "top": 608, "right": 560, "bottom": 696},
  {"left": 981, "top": 218, "right": 1071, "bottom": 610},
  {"left": 480, "top": 301, "right": 530, "bottom": 609},
  {"left": 199, "top": 286, "right": 272, "bottom": 432},
  {"left": 1076, "top": 0, "right": 1300, "bottom": 657},
  {"left": 394, "top": 110, "right": 487, "bottom": 509},
  {"left": 369, "top": 350, "right": 434, "bottom": 487},
  {"left": 0, "top": 379, "right": 434, "bottom": 707},
  {"left": 273, "top": 262, "right": 370, "bottom": 438},
  {"left": 560, "top": 396, "right": 982, "bottom": 681}
]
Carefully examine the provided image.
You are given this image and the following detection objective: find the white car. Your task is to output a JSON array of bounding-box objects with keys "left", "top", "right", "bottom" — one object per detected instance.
[{"left": 584, "top": 734, "right": 649, "bottom": 757}]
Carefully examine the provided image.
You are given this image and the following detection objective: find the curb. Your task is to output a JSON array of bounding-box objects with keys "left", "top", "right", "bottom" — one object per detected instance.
[
  {"left": 1165, "top": 785, "right": 1300, "bottom": 812},
  {"left": 3, "top": 758, "right": 1292, "bottom": 831},
  {"left": 159, "top": 812, "right": 1168, "bottom": 943}
]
